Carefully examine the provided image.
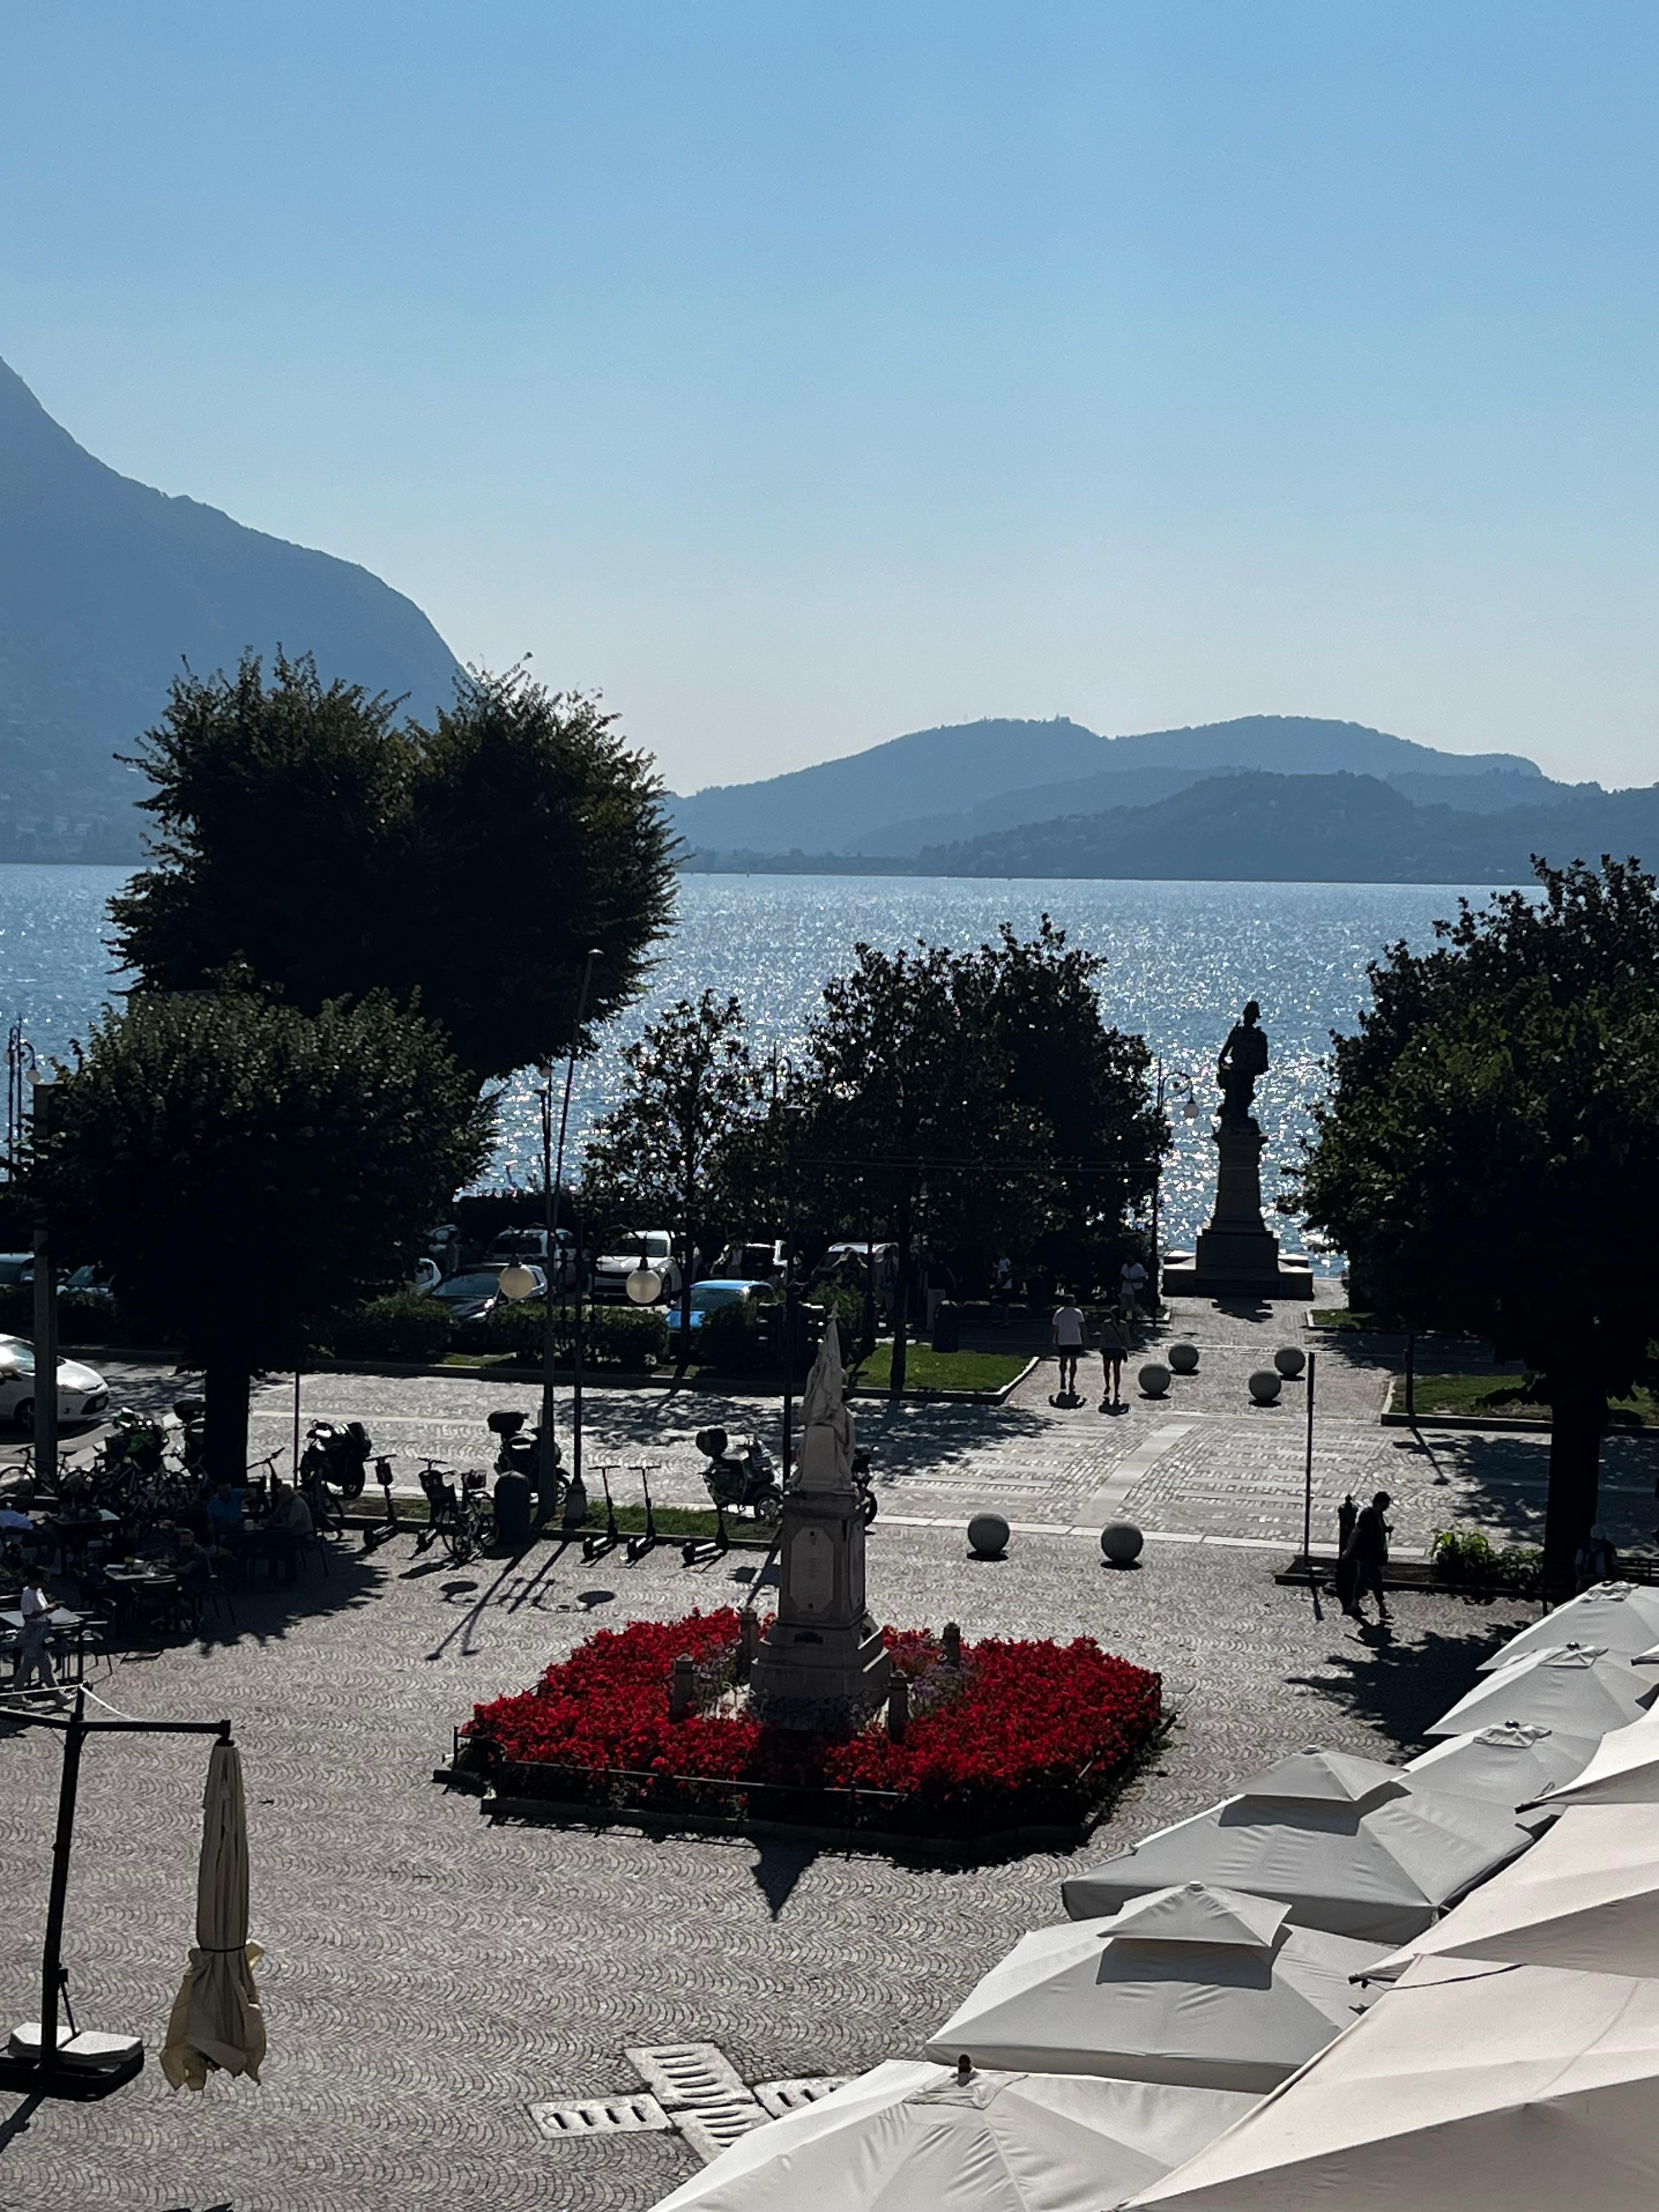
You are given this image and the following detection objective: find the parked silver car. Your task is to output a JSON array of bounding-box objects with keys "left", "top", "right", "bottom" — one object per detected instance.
[{"left": 0, "top": 1335, "right": 109, "bottom": 1429}]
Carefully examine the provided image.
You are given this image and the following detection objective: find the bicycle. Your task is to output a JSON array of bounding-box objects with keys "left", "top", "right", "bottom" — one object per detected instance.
[{"left": 415, "top": 1460, "right": 495, "bottom": 1566}]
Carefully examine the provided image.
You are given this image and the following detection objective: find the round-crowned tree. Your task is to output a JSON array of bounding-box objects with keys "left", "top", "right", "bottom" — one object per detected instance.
[{"left": 31, "top": 986, "right": 492, "bottom": 1482}]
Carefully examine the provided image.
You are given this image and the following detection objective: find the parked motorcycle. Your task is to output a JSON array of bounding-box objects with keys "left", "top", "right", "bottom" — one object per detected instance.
[
  {"left": 694, "top": 1425, "right": 782, "bottom": 1522},
  {"left": 300, "top": 1419, "right": 374, "bottom": 1501},
  {"left": 486, "top": 1408, "right": 565, "bottom": 1521}
]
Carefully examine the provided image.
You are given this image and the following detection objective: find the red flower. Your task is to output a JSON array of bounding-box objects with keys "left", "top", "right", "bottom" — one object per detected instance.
[{"left": 462, "top": 1611, "right": 1161, "bottom": 1835}]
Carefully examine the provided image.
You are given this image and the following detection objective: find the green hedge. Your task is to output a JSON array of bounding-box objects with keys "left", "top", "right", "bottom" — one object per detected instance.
[
  {"left": 452, "top": 1300, "right": 667, "bottom": 1369},
  {"left": 328, "top": 1293, "right": 454, "bottom": 1363}
]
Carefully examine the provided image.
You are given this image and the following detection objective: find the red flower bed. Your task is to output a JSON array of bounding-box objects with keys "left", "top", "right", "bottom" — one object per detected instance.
[{"left": 463, "top": 1610, "right": 1162, "bottom": 1836}]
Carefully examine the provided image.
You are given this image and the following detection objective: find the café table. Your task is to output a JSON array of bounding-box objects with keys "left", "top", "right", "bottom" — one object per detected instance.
[
  {"left": 100, "top": 1564, "right": 183, "bottom": 1637},
  {"left": 1, "top": 1604, "right": 88, "bottom": 1681}
]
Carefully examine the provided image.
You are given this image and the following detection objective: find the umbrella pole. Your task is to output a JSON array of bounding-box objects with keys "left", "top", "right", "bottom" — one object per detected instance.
[
  {"left": 1303, "top": 1350, "right": 1321, "bottom": 1619},
  {"left": 37, "top": 1687, "right": 88, "bottom": 2070}
]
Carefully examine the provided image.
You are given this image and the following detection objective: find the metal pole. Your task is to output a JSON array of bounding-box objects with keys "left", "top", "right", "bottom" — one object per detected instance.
[
  {"left": 31, "top": 1080, "right": 57, "bottom": 1493},
  {"left": 1302, "top": 1348, "right": 1317, "bottom": 1576},
  {"left": 292, "top": 1369, "right": 301, "bottom": 1480},
  {"left": 541, "top": 950, "right": 601, "bottom": 1510},
  {"left": 1150, "top": 1059, "right": 1163, "bottom": 1310},
  {"left": 1405, "top": 1330, "right": 1417, "bottom": 1423},
  {"left": 38, "top": 1688, "right": 88, "bottom": 2066}
]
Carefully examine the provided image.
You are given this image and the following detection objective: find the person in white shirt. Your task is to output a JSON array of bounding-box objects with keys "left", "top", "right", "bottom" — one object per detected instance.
[
  {"left": 1119, "top": 1257, "right": 1148, "bottom": 1321},
  {"left": 14, "top": 1578, "right": 58, "bottom": 1691},
  {"left": 1051, "top": 1301, "right": 1087, "bottom": 1396}
]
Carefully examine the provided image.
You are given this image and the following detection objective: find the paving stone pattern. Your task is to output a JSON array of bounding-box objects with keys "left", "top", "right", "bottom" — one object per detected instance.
[{"left": 0, "top": 1504, "right": 1532, "bottom": 2211}]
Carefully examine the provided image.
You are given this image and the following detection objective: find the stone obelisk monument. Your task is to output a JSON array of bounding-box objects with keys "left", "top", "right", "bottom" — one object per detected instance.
[
  {"left": 1161, "top": 1000, "right": 1312, "bottom": 1301},
  {"left": 749, "top": 1320, "right": 890, "bottom": 1729}
]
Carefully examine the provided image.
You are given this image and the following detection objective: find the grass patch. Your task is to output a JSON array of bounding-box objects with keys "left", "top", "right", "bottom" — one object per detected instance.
[
  {"left": 1309, "top": 1308, "right": 1383, "bottom": 1331},
  {"left": 849, "top": 1345, "right": 1029, "bottom": 1393},
  {"left": 1399, "top": 1372, "right": 1659, "bottom": 1427}
]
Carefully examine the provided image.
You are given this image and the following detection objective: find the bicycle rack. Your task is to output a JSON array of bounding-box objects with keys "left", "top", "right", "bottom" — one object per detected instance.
[
  {"left": 583, "top": 1466, "right": 622, "bottom": 1563},
  {"left": 625, "top": 1464, "right": 659, "bottom": 1564}
]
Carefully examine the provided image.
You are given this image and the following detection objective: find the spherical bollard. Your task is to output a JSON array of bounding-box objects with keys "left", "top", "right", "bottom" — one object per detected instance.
[
  {"left": 1273, "top": 1345, "right": 1307, "bottom": 1379},
  {"left": 1138, "top": 1362, "right": 1172, "bottom": 1398},
  {"left": 1100, "top": 1520, "right": 1144, "bottom": 1566},
  {"left": 968, "top": 1511, "right": 1011, "bottom": 1559},
  {"left": 1167, "top": 1342, "right": 1200, "bottom": 1375},
  {"left": 1249, "top": 1368, "right": 1283, "bottom": 1406}
]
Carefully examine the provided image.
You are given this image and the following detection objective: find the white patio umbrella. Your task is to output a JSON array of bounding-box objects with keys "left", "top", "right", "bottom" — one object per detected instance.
[
  {"left": 1369, "top": 1802, "right": 1659, "bottom": 1980},
  {"left": 1476, "top": 1581, "right": 1659, "bottom": 1673},
  {"left": 1521, "top": 1703, "right": 1659, "bottom": 1811},
  {"left": 1060, "top": 1748, "right": 1530, "bottom": 1944},
  {"left": 923, "top": 1883, "right": 1385, "bottom": 2091},
  {"left": 650, "top": 2059, "right": 1259, "bottom": 2212},
  {"left": 1126, "top": 1953, "right": 1659, "bottom": 2211},
  {"left": 1427, "top": 1643, "right": 1658, "bottom": 1741},
  {"left": 1405, "top": 1719, "right": 1596, "bottom": 1816},
  {"left": 160, "top": 1736, "right": 265, "bottom": 2091}
]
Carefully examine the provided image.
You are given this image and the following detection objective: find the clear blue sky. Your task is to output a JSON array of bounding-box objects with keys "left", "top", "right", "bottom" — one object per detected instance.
[{"left": 3, "top": 3, "right": 1657, "bottom": 792}]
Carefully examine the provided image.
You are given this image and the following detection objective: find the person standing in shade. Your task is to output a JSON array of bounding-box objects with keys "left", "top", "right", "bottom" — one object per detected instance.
[
  {"left": 1051, "top": 1298, "right": 1086, "bottom": 1399},
  {"left": 1097, "top": 1305, "right": 1131, "bottom": 1411},
  {"left": 1342, "top": 1490, "right": 1393, "bottom": 1623},
  {"left": 1119, "top": 1256, "right": 1148, "bottom": 1321},
  {"left": 13, "top": 1576, "right": 59, "bottom": 1693}
]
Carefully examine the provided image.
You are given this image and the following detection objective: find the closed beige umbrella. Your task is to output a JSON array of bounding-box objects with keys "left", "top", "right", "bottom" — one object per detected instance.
[{"left": 161, "top": 1736, "right": 265, "bottom": 2091}]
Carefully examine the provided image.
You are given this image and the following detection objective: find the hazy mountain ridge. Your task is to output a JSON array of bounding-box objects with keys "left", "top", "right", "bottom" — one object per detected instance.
[
  {"left": 0, "top": 357, "right": 460, "bottom": 859},
  {"left": 669, "top": 712, "right": 1552, "bottom": 859},
  {"left": 679, "top": 769, "right": 1659, "bottom": 884}
]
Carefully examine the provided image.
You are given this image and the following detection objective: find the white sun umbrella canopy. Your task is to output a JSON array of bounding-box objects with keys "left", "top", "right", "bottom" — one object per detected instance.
[
  {"left": 650, "top": 2059, "right": 1259, "bottom": 2212},
  {"left": 161, "top": 1736, "right": 265, "bottom": 2091},
  {"left": 1427, "top": 1642, "right": 1659, "bottom": 1741},
  {"left": 1369, "top": 1802, "right": 1659, "bottom": 1981},
  {"left": 1126, "top": 1952, "right": 1659, "bottom": 2211},
  {"left": 1059, "top": 1748, "right": 1531, "bottom": 1945},
  {"left": 924, "top": 1883, "right": 1385, "bottom": 2092},
  {"left": 1475, "top": 1581, "right": 1659, "bottom": 1673},
  {"left": 1521, "top": 1703, "right": 1659, "bottom": 1812},
  {"left": 1405, "top": 1719, "right": 1597, "bottom": 1816}
]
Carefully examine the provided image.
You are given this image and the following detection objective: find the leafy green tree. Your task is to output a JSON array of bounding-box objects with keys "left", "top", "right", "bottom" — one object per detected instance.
[
  {"left": 111, "top": 655, "right": 677, "bottom": 1078},
  {"left": 1298, "top": 857, "right": 1659, "bottom": 1598},
  {"left": 581, "top": 992, "right": 765, "bottom": 1348},
  {"left": 31, "top": 987, "right": 492, "bottom": 1482},
  {"left": 769, "top": 924, "right": 1162, "bottom": 1394}
]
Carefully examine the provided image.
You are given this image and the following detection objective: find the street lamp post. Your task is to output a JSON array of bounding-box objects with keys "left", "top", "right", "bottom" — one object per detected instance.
[
  {"left": 501, "top": 949, "right": 602, "bottom": 1526},
  {"left": 1150, "top": 1057, "right": 1200, "bottom": 1315},
  {"left": 29, "top": 1074, "right": 57, "bottom": 1491}
]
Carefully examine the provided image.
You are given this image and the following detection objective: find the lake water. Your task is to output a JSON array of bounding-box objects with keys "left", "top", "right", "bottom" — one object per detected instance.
[{"left": 0, "top": 865, "right": 1511, "bottom": 1261}]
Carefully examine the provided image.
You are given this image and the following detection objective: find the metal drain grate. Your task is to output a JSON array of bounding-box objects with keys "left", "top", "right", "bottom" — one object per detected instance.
[
  {"left": 627, "top": 2042, "right": 769, "bottom": 2163},
  {"left": 754, "top": 2076, "right": 851, "bottom": 2118},
  {"left": 529, "top": 2094, "right": 673, "bottom": 2140}
]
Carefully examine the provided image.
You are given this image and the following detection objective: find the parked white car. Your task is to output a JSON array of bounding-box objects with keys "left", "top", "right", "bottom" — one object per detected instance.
[
  {"left": 0, "top": 1335, "right": 109, "bottom": 1429},
  {"left": 592, "top": 1231, "right": 681, "bottom": 1305}
]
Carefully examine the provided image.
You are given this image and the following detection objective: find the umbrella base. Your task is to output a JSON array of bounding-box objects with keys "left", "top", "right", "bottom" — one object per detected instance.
[{"left": 2, "top": 2023, "right": 144, "bottom": 2100}]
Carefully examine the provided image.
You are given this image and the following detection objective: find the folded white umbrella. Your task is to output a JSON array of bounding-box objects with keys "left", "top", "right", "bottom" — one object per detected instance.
[
  {"left": 924, "top": 1883, "right": 1384, "bottom": 2092},
  {"left": 1127, "top": 1953, "right": 1659, "bottom": 2210},
  {"left": 650, "top": 2059, "right": 1258, "bottom": 2212},
  {"left": 1521, "top": 1705, "right": 1659, "bottom": 1812},
  {"left": 160, "top": 1737, "right": 265, "bottom": 2092},
  {"left": 1406, "top": 1719, "right": 1596, "bottom": 1816},
  {"left": 1427, "top": 1643, "right": 1658, "bottom": 1741},
  {"left": 1060, "top": 1748, "right": 1530, "bottom": 1944},
  {"left": 1476, "top": 1582, "right": 1659, "bottom": 1673},
  {"left": 1369, "top": 1803, "right": 1659, "bottom": 1980}
]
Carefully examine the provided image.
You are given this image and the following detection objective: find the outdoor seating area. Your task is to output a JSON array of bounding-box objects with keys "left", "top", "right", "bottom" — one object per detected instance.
[{"left": 644, "top": 1581, "right": 1659, "bottom": 2210}]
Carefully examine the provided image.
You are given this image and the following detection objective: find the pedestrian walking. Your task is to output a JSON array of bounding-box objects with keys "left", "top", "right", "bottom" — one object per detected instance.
[
  {"left": 1341, "top": 1490, "right": 1392, "bottom": 1623},
  {"left": 991, "top": 1255, "right": 1013, "bottom": 1323},
  {"left": 1576, "top": 1523, "right": 1620, "bottom": 1591},
  {"left": 12, "top": 1576, "right": 59, "bottom": 1693},
  {"left": 1097, "top": 1305, "right": 1131, "bottom": 1410},
  {"left": 1051, "top": 1299, "right": 1087, "bottom": 1398}
]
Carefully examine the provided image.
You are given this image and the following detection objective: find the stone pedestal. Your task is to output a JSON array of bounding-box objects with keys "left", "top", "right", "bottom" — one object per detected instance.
[
  {"left": 749, "top": 1484, "right": 890, "bottom": 1729},
  {"left": 1162, "top": 1119, "right": 1313, "bottom": 1301}
]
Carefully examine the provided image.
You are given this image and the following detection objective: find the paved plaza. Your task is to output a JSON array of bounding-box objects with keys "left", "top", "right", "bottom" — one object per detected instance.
[{"left": 0, "top": 1290, "right": 1639, "bottom": 2208}]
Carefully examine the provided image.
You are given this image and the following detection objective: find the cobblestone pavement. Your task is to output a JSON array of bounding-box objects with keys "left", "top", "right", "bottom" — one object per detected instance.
[{"left": 0, "top": 1515, "right": 1532, "bottom": 2212}]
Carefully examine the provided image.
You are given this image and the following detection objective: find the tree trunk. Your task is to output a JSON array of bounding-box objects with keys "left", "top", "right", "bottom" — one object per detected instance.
[
  {"left": 1542, "top": 1375, "right": 1606, "bottom": 1604},
  {"left": 890, "top": 1199, "right": 912, "bottom": 1400},
  {"left": 205, "top": 1355, "right": 252, "bottom": 1491}
]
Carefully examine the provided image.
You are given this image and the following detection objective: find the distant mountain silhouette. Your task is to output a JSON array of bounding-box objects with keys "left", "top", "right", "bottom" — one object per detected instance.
[
  {"left": 0, "top": 357, "right": 459, "bottom": 859},
  {"left": 669, "top": 713, "right": 1550, "bottom": 858},
  {"left": 680, "top": 770, "right": 1659, "bottom": 885}
]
